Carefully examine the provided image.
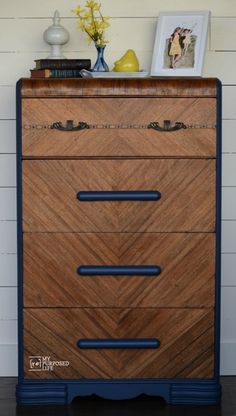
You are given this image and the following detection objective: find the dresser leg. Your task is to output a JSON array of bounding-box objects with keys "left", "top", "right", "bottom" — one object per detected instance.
[
  {"left": 16, "top": 381, "right": 67, "bottom": 405},
  {"left": 170, "top": 380, "right": 222, "bottom": 405}
]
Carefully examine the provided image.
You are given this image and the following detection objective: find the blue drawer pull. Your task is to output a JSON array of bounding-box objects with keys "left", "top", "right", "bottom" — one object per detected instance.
[
  {"left": 77, "top": 191, "right": 161, "bottom": 201},
  {"left": 77, "top": 265, "right": 161, "bottom": 276},
  {"left": 77, "top": 338, "right": 161, "bottom": 349}
]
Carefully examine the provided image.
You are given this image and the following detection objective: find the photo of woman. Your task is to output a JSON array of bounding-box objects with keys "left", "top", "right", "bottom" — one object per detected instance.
[
  {"left": 167, "top": 26, "right": 195, "bottom": 69},
  {"left": 168, "top": 27, "right": 182, "bottom": 68},
  {"left": 182, "top": 29, "right": 192, "bottom": 56}
]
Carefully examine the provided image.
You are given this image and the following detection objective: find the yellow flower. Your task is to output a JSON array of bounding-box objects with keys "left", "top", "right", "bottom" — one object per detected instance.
[
  {"left": 85, "top": 0, "right": 101, "bottom": 10},
  {"left": 72, "top": 1, "right": 110, "bottom": 46},
  {"left": 72, "top": 5, "right": 83, "bottom": 16}
]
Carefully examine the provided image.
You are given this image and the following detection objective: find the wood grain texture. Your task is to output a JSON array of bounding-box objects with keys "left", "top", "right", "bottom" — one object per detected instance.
[
  {"left": 24, "top": 307, "right": 214, "bottom": 380},
  {"left": 22, "top": 159, "right": 216, "bottom": 232},
  {"left": 20, "top": 78, "right": 218, "bottom": 98},
  {"left": 22, "top": 97, "right": 216, "bottom": 157},
  {"left": 23, "top": 232, "right": 215, "bottom": 308},
  {"left": 19, "top": 77, "right": 219, "bottom": 382}
]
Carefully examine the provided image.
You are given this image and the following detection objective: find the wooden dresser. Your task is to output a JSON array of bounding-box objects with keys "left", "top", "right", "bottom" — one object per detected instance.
[{"left": 16, "top": 78, "right": 222, "bottom": 405}]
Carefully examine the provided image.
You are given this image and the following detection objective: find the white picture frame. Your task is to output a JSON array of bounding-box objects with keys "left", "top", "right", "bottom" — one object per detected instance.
[{"left": 150, "top": 11, "right": 210, "bottom": 77}]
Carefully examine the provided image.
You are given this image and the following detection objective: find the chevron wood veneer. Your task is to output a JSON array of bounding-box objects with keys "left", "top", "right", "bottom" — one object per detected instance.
[
  {"left": 23, "top": 232, "right": 215, "bottom": 308},
  {"left": 22, "top": 98, "right": 216, "bottom": 157},
  {"left": 17, "top": 78, "right": 221, "bottom": 405},
  {"left": 22, "top": 158, "right": 215, "bottom": 232},
  {"left": 24, "top": 308, "right": 214, "bottom": 380}
]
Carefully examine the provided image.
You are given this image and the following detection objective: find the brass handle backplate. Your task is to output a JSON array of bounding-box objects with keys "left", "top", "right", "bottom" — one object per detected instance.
[
  {"left": 148, "top": 120, "right": 187, "bottom": 132},
  {"left": 51, "top": 120, "right": 89, "bottom": 131}
]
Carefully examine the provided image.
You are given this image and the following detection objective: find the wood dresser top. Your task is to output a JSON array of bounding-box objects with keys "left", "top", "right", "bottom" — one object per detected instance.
[{"left": 19, "top": 77, "right": 219, "bottom": 98}]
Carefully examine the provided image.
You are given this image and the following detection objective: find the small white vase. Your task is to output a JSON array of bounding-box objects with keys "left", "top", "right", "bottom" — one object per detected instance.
[{"left": 43, "top": 10, "right": 70, "bottom": 59}]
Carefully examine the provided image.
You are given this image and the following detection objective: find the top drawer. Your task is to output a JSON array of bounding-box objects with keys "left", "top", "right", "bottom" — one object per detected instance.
[{"left": 22, "top": 97, "right": 216, "bottom": 157}]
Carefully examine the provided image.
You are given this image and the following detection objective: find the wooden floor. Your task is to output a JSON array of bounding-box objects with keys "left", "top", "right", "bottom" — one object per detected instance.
[{"left": 0, "top": 377, "right": 235, "bottom": 415}]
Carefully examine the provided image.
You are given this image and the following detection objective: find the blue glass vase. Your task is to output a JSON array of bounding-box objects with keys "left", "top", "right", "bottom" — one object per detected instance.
[{"left": 92, "top": 45, "right": 109, "bottom": 72}]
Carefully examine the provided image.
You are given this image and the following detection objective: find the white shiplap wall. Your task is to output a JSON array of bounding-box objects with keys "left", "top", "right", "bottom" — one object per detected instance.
[{"left": 0, "top": 0, "right": 236, "bottom": 376}]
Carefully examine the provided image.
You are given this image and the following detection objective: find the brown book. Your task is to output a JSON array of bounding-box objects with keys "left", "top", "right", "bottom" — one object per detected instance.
[
  {"left": 30, "top": 69, "right": 52, "bottom": 78},
  {"left": 30, "top": 68, "right": 84, "bottom": 78}
]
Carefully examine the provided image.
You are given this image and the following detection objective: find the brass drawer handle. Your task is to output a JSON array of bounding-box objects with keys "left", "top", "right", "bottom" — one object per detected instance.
[
  {"left": 50, "top": 119, "right": 186, "bottom": 132},
  {"left": 26, "top": 120, "right": 215, "bottom": 130},
  {"left": 77, "top": 265, "right": 161, "bottom": 276},
  {"left": 148, "top": 120, "right": 187, "bottom": 132},
  {"left": 77, "top": 338, "right": 161, "bottom": 349},
  {"left": 77, "top": 191, "right": 161, "bottom": 201},
  {"left": 51, "top": 120, "right": 89, "bottom": 131}
]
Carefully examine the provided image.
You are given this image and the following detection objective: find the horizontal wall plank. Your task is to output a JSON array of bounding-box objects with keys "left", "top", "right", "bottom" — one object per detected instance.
[
  {"left": 222, "top": 221, "right": 236, "bottom": 253},
  {"left": 221, "top": 287, "right": 236, "bottom": 341},
  {"left": 222, "top": 154, "right": 236, "bottom": 186},
  {"left": 220, "top": 342, "right": 236, "bottom": 375},
  {"left": 222, "top": 254, "right": 236, "bottom": 286},
  {"left": 0, "top": 254, "right": 17, "bottom": 287},
  {"left": 0, "top": 120, "right": 16, "bottom": 153},
  {"left": 204, "top": 52, "right": 236, "bottom": 85},
  {"left": 0, "top": 15, "right": 211, "bottom": 57},
  {"left": 222, "top": 120, "right": 236, "bottom": 153},
  {"left": 0, "top": 87, "right": 15, "bottom": 119},
  {"left": 0, "top": 222, "right": 17, "bottom": 254},
  {"left": 222, "top": 87, "right": 236, "bottom": 119},
  {"left": 220, "top": 287, "right": 236, "bottom": 374},
  {"left": 0, "top": 1, "right": 235, "bottom": 17},
  {"left": 222, "top": 188, "right": 236, "bottom": 220},
  {"left": 0, "top": 188, "right": 16, "bottom": 220},
  {"left": 0, "top": 344, "right": 17, "bottom": 376},
  {"left": 0, "top": 154, "right": 16, "bottom": 186},
  {"left": 0, "top": 288, "right": 17, "bottom": 319},
  {"left": 0, "top": 320, "right": 17, "bottom": 344},
  {"left": 1, "top": 53, "right": 38, "bottom": 87},
  {"left": 211, "top": 18, "right": 236, "bottom": 51},
  {"left": 0, "top": 18, "right": 157, "bottom": 54}
]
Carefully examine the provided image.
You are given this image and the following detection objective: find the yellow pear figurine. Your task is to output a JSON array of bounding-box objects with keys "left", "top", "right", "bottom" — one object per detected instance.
[{"left": 112, "top": 49, "right": 139, "bottom": 72}]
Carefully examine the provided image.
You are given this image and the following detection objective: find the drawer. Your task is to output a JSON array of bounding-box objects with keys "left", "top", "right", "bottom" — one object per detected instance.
[
  {"left": 22, "top": 159, "right": 215, "bottom": 232},
  {"left": 22, "top": 97, "right": 216, "bottom": 157},
  {"left": 23, "top": 233, "right": 215, "bottom": 308},
  {"left": 24, "top": 307, "right": 214, "bottom": 379}
]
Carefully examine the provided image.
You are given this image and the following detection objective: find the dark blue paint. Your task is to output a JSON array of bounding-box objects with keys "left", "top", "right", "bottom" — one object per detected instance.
[
  {"left": 16, "top": 80, "right": 24, "bottom": 382},
  {"left": 77, "top": 338, "right": 161, "bottom": 349},
  {"left": 77, "top": 265, "right": 161, "bottom": 276},
  {"left": 77, "top": 191, "right": 161, "bottom": 201},
  {"left": 214, "top": 79, "right": 222, "bottom": 379},
  {"left": 16, "top": 379, "right": 221, "bottom": 405}
]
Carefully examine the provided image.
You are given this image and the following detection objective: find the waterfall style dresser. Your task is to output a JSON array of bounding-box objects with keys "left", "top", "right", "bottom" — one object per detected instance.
[{"left": 16, "top": 78, "right": 222, "bottom": 405}]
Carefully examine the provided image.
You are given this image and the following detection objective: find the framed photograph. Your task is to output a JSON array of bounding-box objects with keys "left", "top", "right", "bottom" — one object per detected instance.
[{"left": 150, "top": 11, "right": 210, "bottom": 77}]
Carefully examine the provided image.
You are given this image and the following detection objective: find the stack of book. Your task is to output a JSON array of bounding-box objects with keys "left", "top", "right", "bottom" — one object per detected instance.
[{"left": 30, "top": 59, "right": 91, "bottom": 78}]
